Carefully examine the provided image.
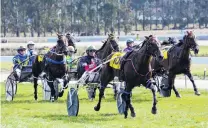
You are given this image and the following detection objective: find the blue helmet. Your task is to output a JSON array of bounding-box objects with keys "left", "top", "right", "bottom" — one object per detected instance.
[{"left": 126, "top": 38, "right": 134, "bottom": 45}]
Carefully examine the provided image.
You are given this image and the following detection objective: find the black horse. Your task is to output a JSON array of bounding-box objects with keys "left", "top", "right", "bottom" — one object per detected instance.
[
  {"left": 32, "top": 33, "right": 70, "bottom": 101},
  {"left": 94, "top": 36, "right": 163, "bottom": 118},
  {"left": 152, "top": 31, "right": 200, "bottom": 97}
]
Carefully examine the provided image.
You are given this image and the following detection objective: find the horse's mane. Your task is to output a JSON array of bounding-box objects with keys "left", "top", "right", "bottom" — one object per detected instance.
[
  {"left": 96, "top": 40, "right": 108, "bottom": 52},
  {"left": 140, "top": 40, "right": 147, "bottom": 48}
]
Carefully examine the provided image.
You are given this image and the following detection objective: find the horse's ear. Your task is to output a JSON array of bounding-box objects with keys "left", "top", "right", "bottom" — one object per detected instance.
[
  {"left": 56, "top": 32, "right": 59, "bottom": 36},
  {"left": 186, "top": 31, "right": 190, "bottom": 35}
]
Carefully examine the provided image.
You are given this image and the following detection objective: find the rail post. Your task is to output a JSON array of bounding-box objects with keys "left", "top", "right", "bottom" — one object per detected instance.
[{"left": 204, "top": 68, "right": 206, "bottom": 80}]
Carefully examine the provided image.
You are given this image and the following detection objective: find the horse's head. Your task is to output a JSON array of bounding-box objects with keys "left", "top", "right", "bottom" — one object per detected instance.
[
  {"left": 107, "top": 33, "right": 119, "bottom": 52},
  {"left": 144, "top": 35, "right": 163, "bottom": 61},
  {"left": 183, "top": 31, "right": 199, "bottom": 54},
  {"left": 65, "top": 32, "right": 71, "bottom": 40},
  {"left": 96, "top": 34, "right": 119, "bottom": 60},
  {"left": 65, "top": 32, "right": 74, "bottom": 44},
  {"left": 56, "top": 33, "right": 68, "bottom": 54}
]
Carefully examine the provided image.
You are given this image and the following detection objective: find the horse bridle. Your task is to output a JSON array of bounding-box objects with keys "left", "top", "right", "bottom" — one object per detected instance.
[
  {"left": 108, "top": 39, "right": 119, "bottom": 52},
  {"left": 139, "top": 38, "right": 160, "bottom": 58}
]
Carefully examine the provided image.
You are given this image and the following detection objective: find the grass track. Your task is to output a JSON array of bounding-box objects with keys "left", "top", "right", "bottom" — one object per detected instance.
[{"left": 1, "top": 83, "right": 208, "bottom": 128}]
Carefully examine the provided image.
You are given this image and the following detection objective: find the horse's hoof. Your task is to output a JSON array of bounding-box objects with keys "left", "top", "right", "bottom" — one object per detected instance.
[
  {"left": 124, "top": 113, "right": 128, "bottom": 119},
  {"left": 58, "top": 91, "right": 64, "bottom": 97},
  {"left": 151, "top": 108, "right": 157, "bottom": 114},
  {"left": 195, "top": 91, "right": 201, "bottom": 96},
  {"left": 51, "top": 97, "right": 55, "bottom": 102},
  {"left": 131, "top": 112, "right": 136, "bottom": 118},
  {"left": 176, "top": 94, "right": 181, "bottom": 98},
  {"left": 94, "top": 106, "right": 100, "bottom": 111}
]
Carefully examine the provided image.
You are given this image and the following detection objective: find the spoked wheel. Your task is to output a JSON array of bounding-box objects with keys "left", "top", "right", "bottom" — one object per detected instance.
[
  {"left": 116, "top": 92, "right": 126, "bottom": 114},
  {"left": 67, "top": 88, "right": 79, "bottom": 116},
  {"left": 5, "top": 74, "right": 17, "bottom": 101},
  {"left": 160, "top": 74, "right": 171, "bottom": 97},
  {"left": 153, "top": 75, "right": 162, "bottom": 93}
]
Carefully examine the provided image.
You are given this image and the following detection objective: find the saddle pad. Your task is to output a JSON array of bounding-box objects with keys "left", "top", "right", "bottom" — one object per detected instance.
[
  {"left": 161, "top": 46, "right": 171, "bottom": 59},
  {"left": 38, "top": 55, "right": 44, "bottom": 62},
  {"left": 109, "top": 52, "right": 125, "bottom": 69},
  {"left": 162, "top": 50, "right": 168, "bottom": 59}
]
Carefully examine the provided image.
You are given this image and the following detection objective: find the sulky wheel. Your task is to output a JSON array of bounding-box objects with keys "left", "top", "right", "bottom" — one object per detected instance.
[{"left": 67, "top": 88, "right": 79, "bottom": 116}]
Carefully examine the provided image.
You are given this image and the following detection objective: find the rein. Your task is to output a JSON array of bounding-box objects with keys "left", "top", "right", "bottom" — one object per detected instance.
[
  {"left": 122, "top": 39, "right": 156, "bottom": 78},
  {"left": 125, "top": 56, "right": 154, "bottom": 78}
]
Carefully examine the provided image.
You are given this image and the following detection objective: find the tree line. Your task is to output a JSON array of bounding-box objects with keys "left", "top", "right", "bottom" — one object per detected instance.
[{"left": 1, "top": 0, "right": 208, "bottom": 37}]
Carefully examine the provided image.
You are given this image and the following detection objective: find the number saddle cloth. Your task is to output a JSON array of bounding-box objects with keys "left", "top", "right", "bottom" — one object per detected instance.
[{"left": 109, "top": 52, "right": 125, "bottom": 70}]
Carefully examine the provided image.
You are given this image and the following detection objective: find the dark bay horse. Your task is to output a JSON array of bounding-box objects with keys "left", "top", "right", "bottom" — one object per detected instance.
[
  {"left": 32, "top": 33, "right": 70, "bottom": 101},
  {"left": 94, "top": 36, "right": 163, "bottom": 118},
  {"left": 152, "top": 31, "right": 200, "bottom": 97}
]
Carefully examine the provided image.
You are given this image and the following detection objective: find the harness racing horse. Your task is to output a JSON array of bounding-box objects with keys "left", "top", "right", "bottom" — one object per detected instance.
[
  {"left": 94, "top": 36, "right": 163, "bottom": 118},
  {"left": 152, "top": 31, "right": 200, "bottom": 97},
  {"left": 76, "top": 34, "right": 120, "bottom": 100},
  {"left": 32, "top": 33, "right": 70, "bottom": 101}
]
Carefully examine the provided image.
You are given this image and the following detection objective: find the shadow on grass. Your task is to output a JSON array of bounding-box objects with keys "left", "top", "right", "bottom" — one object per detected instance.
[
  {"left": 1, "top": 99, "right": 69, "bottom": 104},
  {"left": 33, "top": 112, "right": 118, "bottom": 123}
]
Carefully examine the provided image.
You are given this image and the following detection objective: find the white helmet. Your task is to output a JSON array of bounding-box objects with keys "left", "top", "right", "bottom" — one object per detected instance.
[
  {"left": 27, "top": 41, "right": 35, "bottom": 45},
  {"left": 68, "top": 46, "right": 75, "bottom": 52},
  {"left": 27, "top": 41, "right": 35, "bottom": 49}
]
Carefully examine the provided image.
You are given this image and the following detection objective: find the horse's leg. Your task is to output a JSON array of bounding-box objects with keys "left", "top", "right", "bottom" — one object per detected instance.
[
  {"left": 94, "top": 67, "right": 113, "bottom": 111},
  {"left": 167, "top": 72, "right": 174, "bottom": 90},
  {"left": 34, "top": 77, "right": 38, "bottom": 100},
  {"left": 185, "top": 71, "right": 200, "bottom": 96},
  {"left": 113, "top": 83, "right": 118, "bottom": 100},
  {"left": 146, "top": 79, "right": 158, "bottom": 114},
  {"left": 92, "top": 87, "right": 96, "bottom": 99},
  {"left": 59, "top": 74, "right": 69, "bottom": 97},
  {"left": 171, "top": 75, "right": 181, "bottom": 98},
  {"left": 48, "top": 77, "right": 55, "bottom": 102},
  {"left": 128, "top": 92, "right": 136, "bottom": 118},
  {"left": 122, "top": 84, "right": 133, "bottom": 119},
  {"left": 150, "top": 85, "right": 158, "bottom": 115},
  {"left": 94, "top": 84, "right": 106, "bottom": 111}
]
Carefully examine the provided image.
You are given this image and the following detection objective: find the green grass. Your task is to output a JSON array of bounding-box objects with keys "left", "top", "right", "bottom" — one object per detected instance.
[
  {"left": 0, "top": 62, "right": 13, "bottom": 72},
  {"left": 197, "top": 46, "right": 208, "bottom": 57},
  {"left": 190, "top": 64, "right": 208, "bottom": 78},
  {"left": 1, "top": 83, "right": 208, "bottom": 128}
]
